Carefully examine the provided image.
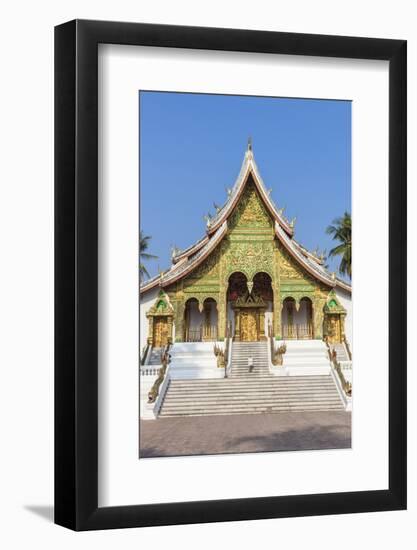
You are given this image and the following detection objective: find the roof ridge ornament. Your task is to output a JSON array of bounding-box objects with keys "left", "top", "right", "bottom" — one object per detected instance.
[{"left": 246, "top": 136, "right": 254, "bottom": 159}]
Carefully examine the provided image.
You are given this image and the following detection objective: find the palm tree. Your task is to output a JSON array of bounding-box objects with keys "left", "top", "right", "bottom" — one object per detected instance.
[
  {"left": 139, "top": 230, "right": 158, "bottom": 282},
  {"left": 326, "top": 212, "right": 351, "bottom": 279}
]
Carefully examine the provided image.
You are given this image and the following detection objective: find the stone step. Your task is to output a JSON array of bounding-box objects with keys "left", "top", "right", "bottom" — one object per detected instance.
[
  {"left": 167, "top": 381, "right": 336, "bottom": 389},
  {"left": 168, "top": 377, "right": 333, "bottom": 387},
  {"left": 159, "top": 373, "right": 344, "bottom": 417},
  {"left": 164, "top": 395, "right": 341, "bottom": 405},
  {"left": 164, "top": 395, "right": 340, "bottom": 410},
  {"left": 160, "top": 405, "right": 344, "bottom": 417},
  {"left": 162, "top": 400, "right": 343, "bottom": 409},
  {"left": 162, "top": 403, "right": 343, "bottom": 413},
  {"left": 165, "top": 387, "right": 340, "bottom": 395}
]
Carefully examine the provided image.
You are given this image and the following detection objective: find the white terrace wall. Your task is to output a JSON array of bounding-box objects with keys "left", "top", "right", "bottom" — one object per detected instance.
[
  {"left": 139, "top": 286, "right": 159, "bottom": 352},
  {"left": 335, "top": 286, "right": 353, "bottom": 349}
]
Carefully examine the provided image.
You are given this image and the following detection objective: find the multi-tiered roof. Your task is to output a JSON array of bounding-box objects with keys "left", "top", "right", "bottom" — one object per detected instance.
[{"left": 140, "top": 143, "right": 351, "bottom": 294}]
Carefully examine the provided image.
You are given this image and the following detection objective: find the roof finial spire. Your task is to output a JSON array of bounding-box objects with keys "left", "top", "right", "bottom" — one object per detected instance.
[{"left": 247, "top": 136, "right": 252, "bottom": 152}]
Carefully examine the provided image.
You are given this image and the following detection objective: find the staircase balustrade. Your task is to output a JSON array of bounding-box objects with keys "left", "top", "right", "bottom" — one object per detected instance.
[
  {"left": 268, "top": 322, "right": 286, "bottom": 366},
  {"left": 326, "top": 343, "right": 352, "bottom": 396},
  {"left": 344, "top": 338, "right": 353, "bottom": 360},
  {"left": 147, "top": 343, "right": 171, "bottom": 403},
  {"left": 140, "top": 343, "right": 150, "bottom": 366}
]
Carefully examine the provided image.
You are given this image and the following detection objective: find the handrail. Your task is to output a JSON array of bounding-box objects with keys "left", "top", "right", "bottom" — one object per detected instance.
[
  {"left": 344, "top": 338, "right": 353, "bottom": 360},
  {"left": 140, "top": 343, "right": 150, "bottom": 366},
  {"left": 326, "top": 343, "right": 352, "bottom": 396},
  {"left": 147, "top": 343, "right": 171, "bottom": 403},
  {"left": 268, "top": 322, "right": 286, "bottom": 366}
]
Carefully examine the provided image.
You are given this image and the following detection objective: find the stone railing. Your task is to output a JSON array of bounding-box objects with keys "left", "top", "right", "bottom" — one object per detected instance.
[
  {"left": 344, "top": 338, "right": 353, "bottom": 360},
  {"left": 147, "top": 344, "right": 171, "bottom": 403},
  {"left": 140, "top": 366, "right": 161, "bottom": 377},
  {"left": 213, "top": 322, "right": 232, "bottom": 377},
  {"left": 268, "top": 322, "right": 286, "bottom": 366},
  {"left": 140, "top": 343, "right": 150, "bottom": 366},
  {"left": 327, "top": 344, "right": 352, "bottom": 396}
]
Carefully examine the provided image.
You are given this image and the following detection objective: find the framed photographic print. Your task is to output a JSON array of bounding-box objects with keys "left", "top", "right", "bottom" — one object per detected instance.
[{"left": 55, "top": 20, "right": 406, "bottom": 530}]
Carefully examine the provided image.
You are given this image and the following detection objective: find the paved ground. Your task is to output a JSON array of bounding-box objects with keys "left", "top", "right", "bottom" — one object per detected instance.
[{"left": 139, "top": 411, "right": 351, "bottom": 458}]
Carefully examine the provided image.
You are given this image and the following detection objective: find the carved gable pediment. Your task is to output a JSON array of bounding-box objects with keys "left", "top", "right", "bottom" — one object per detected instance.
[
  {"left": 323, "top": 291, "right": 346, "bottom": 315},
  {"left": 146, "top": 290, "right": 174, "bottom": 317},
  {"left": 229, "top": 178, "right": 273, "bottom": 230}
]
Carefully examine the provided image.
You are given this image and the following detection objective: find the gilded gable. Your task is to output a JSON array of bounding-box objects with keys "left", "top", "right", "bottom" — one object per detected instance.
[
  {"left": 277, "top": 243, "right": 313, "bottom": 284},
  {"left": 229, "top": 179, "right": 273, "bottom": 230}
]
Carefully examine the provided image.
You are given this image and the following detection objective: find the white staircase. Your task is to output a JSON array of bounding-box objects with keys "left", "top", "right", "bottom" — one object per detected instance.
[
  {"left": 159, "top": 375, "right": 344, "bottom": 417},
  {"left": 283, "top": 340, "right": 332, "bottom": 376},
  {"left": 230, "top": 342, "right": 269, "bottom": 377}
]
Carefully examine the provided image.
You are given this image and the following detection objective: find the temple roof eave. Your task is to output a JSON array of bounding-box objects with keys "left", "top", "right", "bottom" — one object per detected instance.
[
  {"left": 139, "top": 222, "right": 227, "bottom": 294},
  {"left": 171, "top": 234, "right": 209, "bottom": 263},
  {"left": 140, "top": 145, "right": 352, "bottom": 297},
  {"left": 274, "top": 222, "right": 336, "bottom": 288},
  {"left": 206, "top": 151, "right": 294, "bottom": 237}
]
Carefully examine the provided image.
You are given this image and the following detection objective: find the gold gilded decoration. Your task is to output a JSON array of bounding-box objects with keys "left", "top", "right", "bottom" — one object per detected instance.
[
  {"left": 188, "top": 247, "right": 220, "bottom": 280},
  {"left": 326, "top": 315, "right": 342, "bottom": 344},
  {"left": 156, "top": 160, "right": 343, "bottom": 345},
  {"left": 278, "top": 246, "right": 311, "bottom": 282},
  {"left": 225, "top": 241, "right": 274, "bottom": 281},
  {"left": 240, "top": 311, "right": 258, "bottom": 341},
  {"left": 153, "top": 317, "right": 169, "bottom": 347},
  {"left": 229, "top": 180, "right": 272, "bottom": 230}
]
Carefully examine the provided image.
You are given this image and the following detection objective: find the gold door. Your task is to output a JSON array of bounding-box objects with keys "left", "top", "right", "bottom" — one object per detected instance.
[
  {"left": 153, "top": 316, "right": 168, "bottom": 347},
  {"left": 327, "top": 315, "right": 341, "bottom": 344},
  {"left": 240, "top": 311, "right": 258, "bottom": 342}
]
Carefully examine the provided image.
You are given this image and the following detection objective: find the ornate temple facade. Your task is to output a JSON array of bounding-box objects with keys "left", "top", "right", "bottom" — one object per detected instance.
[{"left": 140, "top": 144, "right": 352, "bottom": 353}]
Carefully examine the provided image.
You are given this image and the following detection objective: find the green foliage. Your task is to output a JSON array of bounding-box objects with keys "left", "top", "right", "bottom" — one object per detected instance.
[
  {"left": 326, "top": 212, "right": 351, "bottom": 279},
  {"left": 140, "top": 230, "right": 158, "bottom": 282}
]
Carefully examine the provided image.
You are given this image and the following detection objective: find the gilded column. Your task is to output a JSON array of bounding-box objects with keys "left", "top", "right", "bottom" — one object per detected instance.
[
  {"left": 174, "top": 298, "right": 185, "bottom": 342},
  {"left": 234, "top": 308, "right": 240, "bottom": 340},
  {"left": 259, "top": 310, "right": 266, "bottom": 340},
  {"left": 217, "top": 293, "right": 226, "bottom": 340},
  {"left": 273, "top": 292, "right": 281, "bottom": 339},
  {"left": 313, "top": 297, "right": 326, "bottom": 340},
  {"left": 147, "top": 316, "right": 154, "bottom": 346},
  {"left": 340, "top": 313, "right": 346, "bottom": 342}
]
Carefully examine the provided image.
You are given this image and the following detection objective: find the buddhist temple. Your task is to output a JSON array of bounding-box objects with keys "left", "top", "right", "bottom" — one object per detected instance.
[{"left": 140, "top": 142, "right": 352, "bottom": 418}]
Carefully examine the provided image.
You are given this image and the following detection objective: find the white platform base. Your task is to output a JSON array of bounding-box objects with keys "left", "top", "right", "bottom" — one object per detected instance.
[
  {"left": 169, "top": 342, "right": 224, "bottom": 380},
  {"left": 282, "top": 339, "right": 331, "bottom": 376}
]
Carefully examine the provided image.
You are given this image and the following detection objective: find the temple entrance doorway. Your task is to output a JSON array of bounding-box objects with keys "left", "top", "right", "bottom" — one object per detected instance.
[
  {"left": 227, "top": 271, "right": 271, "bottom": 341},
  {"left": 153, "top": 316, "right": 169, "bottom": 347},
  {"left": 240, "top": 310, "right": 259, "bottom": 341}
]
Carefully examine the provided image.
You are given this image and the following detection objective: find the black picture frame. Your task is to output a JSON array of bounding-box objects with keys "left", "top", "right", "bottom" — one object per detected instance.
[{"left": 55, "top": 19, "right": 407, "bottom": 531}]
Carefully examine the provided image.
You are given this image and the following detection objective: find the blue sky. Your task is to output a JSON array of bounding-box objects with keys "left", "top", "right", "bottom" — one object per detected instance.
[{"left": 140, "top": 92, "right": 351, "bottom": 279}]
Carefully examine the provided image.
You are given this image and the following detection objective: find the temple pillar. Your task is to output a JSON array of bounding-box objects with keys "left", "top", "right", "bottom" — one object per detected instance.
[
  {"left": 217, "top": 292, "right": 227, "bottom": 341},
  {"left": 313, "top": 298, "right": 326, "bottom": 340},
  {"left": 167, "top": 315, "right": 174, "bottom": 344},
  {"left": 259, "top": 310, "right": 266, "bottom": 340},
  {"left": 147, "top": 316, "right": 154, "bottom": 346},
  {"left": 234, "top": 308, "right": 241, "bottom": 341},
  {"left": 340, "top": 313, "right": 346, "bottom": 342},
  {"left": 273, "top": 294, "right": 281, "bottom": 339},
  {"left": 174, "top": 300, "right": 186, "bottom": 342}
]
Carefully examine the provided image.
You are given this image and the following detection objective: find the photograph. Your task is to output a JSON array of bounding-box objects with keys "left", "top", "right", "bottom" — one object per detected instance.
[{"left": 139, "top": 91, "right": 352, "bottom": 458}]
